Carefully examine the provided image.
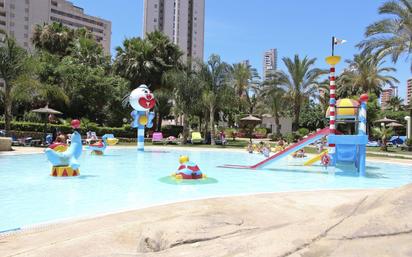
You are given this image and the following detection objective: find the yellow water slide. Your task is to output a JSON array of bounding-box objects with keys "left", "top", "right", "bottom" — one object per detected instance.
[{"left": 304, "top": 150, "right": 328, "bottom": 166}]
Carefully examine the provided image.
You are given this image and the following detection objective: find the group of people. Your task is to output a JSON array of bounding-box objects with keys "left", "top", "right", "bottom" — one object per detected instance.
[{"left": 247, "top": 141, "right": 272, "bottom": 157}]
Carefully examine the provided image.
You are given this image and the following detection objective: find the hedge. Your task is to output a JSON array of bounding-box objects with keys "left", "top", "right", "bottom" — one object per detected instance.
[
  {"left": 0, "top": 121, "right": 185, "bottom": 139},
  {"left": 0, "top": 121, "right": 135, "bottom": 138}
]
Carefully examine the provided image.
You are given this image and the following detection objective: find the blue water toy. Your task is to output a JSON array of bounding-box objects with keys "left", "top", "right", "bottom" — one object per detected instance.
[
  {"left": 129, "top": 85, "right": 155, "bottom": 151},
  {"left": 45, "top": 130, "right": 82, "bottom": 176}
]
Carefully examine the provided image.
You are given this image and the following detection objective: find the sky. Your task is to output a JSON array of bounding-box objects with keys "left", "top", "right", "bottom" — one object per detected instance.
[{"left": 70, "top": 0, "right": 410, "bottom": 100}]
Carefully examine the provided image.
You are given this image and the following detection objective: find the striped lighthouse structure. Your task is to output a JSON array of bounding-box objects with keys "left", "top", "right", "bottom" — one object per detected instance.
[
  {"left": 358, "top": 94, "right": 368, "bottom": 135},
  {"left": 357, "top": 94, "right": 368, "bottom": 176},
  {"left": 325, "top": 55, "right": 341, "bottom": 165}
]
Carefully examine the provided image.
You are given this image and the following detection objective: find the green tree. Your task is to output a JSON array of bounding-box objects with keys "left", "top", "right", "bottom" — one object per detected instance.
[
  {"left": 163, "top": 67, "right": 203, "bottom": 143},
  {"left": 277, "top": 55, "right": 326, "bottom": 131},
  {"left": 0, "top": 33, "right": 34, "bottom": 133},
  {"left": 230, "top": 62, "right": 260, "bottom": 112},
  {"left": 358, "top": 0, "right": 412, "bottom": 71},
  {"left": 387, "top": 96, "right": 404, "bottom": 111},
  {"left": 259, "top": 72, "right": 288, "bottom": 135},
  {"left": 114, "top": 32, "right": 182, "bottom": 91},
  {"left": 198, "top": 55, "right": 231, "bottom": 145},
  {"left": 56, "top": 56, "right": 128, "bottom": 125},
  {"left": 338, "top": 53, "right": 398, "bottom": 97},
  {"left": 372, "top": 126, "right": 394, "bottom": 151},
  {"left": 153, "top": 89, "right": 173, "bottom": 131},
  {"left": 299, "top": 101, "right": 327, "bottom": 131},
  {"left": 32, "top": 22, "right": 75, "bottom": 56}
]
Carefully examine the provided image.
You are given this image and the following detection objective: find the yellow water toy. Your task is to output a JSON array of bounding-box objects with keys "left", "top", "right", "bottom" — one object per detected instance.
[
  {"left": 304, "top": 150, "right": 329, "bottom": 166},
  {"left": 326, "top": 98, "right": 359, "bottom": 118},
  {"left": 107, "top": 138, "right": 119, "bottom": 145},
  {"left": 51, "top": 166, "right": 79, "bottom": 177}
]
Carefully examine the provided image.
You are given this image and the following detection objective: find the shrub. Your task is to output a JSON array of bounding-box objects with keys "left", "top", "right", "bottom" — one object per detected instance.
[
  {"left": 406, "top": 138, "right": 412, "bottom": 146},
  {"left": 297, "top": 128, "right": 309, "bottom": 137},
  {"left": 255, "top": 127, "right": 267, "bottom": 136},
  {"left": 224, "top": 128, "right": 236, "bottom": 140},
  {"left": 22, "top": 112, "right": 43, "bottom": 123},
  {"left": 284, "top": 132, "right": 300, "bottom": 143},
  {"left": 0, "top": 121, "right": 136, "bottom": 138}
]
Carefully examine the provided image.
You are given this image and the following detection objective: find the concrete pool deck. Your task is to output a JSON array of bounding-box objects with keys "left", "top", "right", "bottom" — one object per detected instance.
[{"left": 1, "top": 185, "right": 412, "bottom": 257}]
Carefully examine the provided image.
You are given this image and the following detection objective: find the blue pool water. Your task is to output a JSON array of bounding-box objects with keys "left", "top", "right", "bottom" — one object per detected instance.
[{"left": 1, "top": 148, "right": 412, "bottom": 232}]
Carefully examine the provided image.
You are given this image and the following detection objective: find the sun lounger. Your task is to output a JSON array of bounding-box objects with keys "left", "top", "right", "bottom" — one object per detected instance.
[
  {"left": 152, "top": 132, "right": 164, "bottom": 144},
  {"left": 191, "top": 132, "right": 203, "bottom": 144}
]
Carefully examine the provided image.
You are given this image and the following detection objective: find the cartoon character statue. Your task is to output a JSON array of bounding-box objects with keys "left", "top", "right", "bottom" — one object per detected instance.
[
  {"left": 172, "top": 156, "right": 206, "bottom": 180},
  {"left": 45, "top": 120, "right": 82, "bottom": 177},
  {"left": 129, "top": 84, "right": 156, "bottom": 151}
]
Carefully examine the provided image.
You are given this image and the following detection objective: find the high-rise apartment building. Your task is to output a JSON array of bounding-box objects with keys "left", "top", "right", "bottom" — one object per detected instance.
[
  {"left": 263, "top": 49, "right": 277, "bottom": 80},
  {"left": 407, "top": 78, "right": 412, "bottom": 106},
  {"left": 143, "top": 0, "right": 205, "bottom": 61},
  {"left": 381, "top": 88, "right": 394, "bottom": 110},
  {"left": 0, "top": 0, "right": 111, "bottom": 54}
]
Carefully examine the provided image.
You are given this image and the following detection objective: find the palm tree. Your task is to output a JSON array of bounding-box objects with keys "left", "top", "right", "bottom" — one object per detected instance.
[
  {"left": 372, "top": 126, "right": 394, "bottom": 151},
  {"left": 357, "top": 0, "right": 412, "bottom": 71},
  {"left": 198, "top": 55, "right": 231, "bottom": 145},
  {"left": 276, "top": 55, "right": 326, "bottom": 131},
  {"left": 69, "top": 33, "right": 108, "bottom": 67},
  {"left": 388, "top": 96, "right": 404, "bottom": 111},
  {"left": 114, "top": 32, "right": 182, "bottom": 91},
  {"left": 153, "top": 89, "right": 173, "bottom": 131},
  {"left": 163, "top": 67, "right": 203, "bottom": 143},
  {"left": 230, "top": 62, "right": 260, "bottom": 112},
  {"left": 338, "top": 53, "right": 398, "bottom": 97},
  {"left": 32, "top": 22, "right": 74, "bottom": 56},
  {"left": 316, "top": 78, "right": 330, "bottom": 113},
  {"left": 259, "top": 72, "right": 288, "bottom": 136}
]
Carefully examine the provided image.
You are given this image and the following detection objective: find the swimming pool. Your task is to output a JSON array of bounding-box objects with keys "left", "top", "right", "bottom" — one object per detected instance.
[{"left": 1, "top": 147, "right": 411, "bottom": 232}]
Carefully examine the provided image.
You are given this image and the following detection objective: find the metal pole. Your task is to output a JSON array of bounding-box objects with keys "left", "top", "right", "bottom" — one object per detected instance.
[{"left": 331, "top": 36, "right": 335, "bottom": 56}]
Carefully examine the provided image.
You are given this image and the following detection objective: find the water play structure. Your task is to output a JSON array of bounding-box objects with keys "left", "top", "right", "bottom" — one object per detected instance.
[
  {"left": 221, "top": 55, "right": 369, "bottom": 176},
  {"left": 129, "top": 85, "right": 155, "bottom": 151},
  {"left": 88, "top": 134, "right": 119, "bottom": 155},
  {"left": 172, "top": 156, "right": 206, "bottom": 179},
  {"left": 45, "top": 120, "right": 82, "bottom": 177}
]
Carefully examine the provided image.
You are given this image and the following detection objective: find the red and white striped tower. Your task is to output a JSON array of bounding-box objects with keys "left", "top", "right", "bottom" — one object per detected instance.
[{"left": 325, "top": 56, "right": 341, "bottom": 156}]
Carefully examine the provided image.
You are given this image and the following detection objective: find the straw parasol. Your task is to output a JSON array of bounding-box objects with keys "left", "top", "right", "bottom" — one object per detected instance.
[
  {"left": 386, "top": 122, "right": 404, "bottom": 128},
  {"left": 240, "top": 115, "right": 262, "bottom": 143},
  {"left": 374, "top": 117, "right": 396, "bottom": 124},
  {"left": 31, "top": 105, "right": 63, "bottom": 140}
]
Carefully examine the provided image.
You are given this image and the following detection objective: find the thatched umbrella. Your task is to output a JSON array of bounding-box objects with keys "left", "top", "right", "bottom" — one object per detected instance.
[
  {"left": 240, "top": 115, "right": 262, "bottom": 143},
  {"left": 386, "top": 122, "right": 404, "bottom": 128},
  {"left": 374, "top": 117, "right": 396, "bottom": 125},
  {"left": 31, "top": 105, "right": 62, "bottom": 140}
]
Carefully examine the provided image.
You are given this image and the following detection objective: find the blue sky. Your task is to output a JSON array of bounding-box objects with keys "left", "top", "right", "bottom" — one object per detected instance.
[{"left": 71, "top": 0, "right": 410, "bottom": 100}]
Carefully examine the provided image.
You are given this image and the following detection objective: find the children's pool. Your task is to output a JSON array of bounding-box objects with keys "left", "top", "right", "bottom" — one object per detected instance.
[{"left": 1, "top": 148, "right": 411, "bottom": 232}]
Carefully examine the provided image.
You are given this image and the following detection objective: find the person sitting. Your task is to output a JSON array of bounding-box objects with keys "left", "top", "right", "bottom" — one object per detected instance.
[
  {"left": 56, "top": 134, "right": 66, "bottom": 144},
  {"left": 262, "top": 145, "right": 270, "bottom": 157},
  {"left": 247, "top": 142, "right": 254, "bottom": 153},
  {"left": 220, "top": 131, "right": 227, "bottom": 145},
  {"left": 296, "top": 149, "right": 306, "bottom": 158},
  {"left": 257, "top": 141, "right": 265, "bottom": 153}
]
